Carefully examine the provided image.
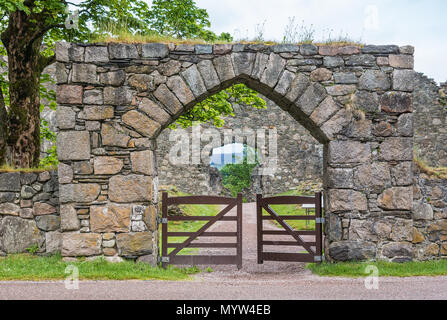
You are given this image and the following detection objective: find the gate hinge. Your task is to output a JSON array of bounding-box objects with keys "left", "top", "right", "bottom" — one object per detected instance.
[
  {"left": 315, "top": 217, "right": 325, "bottom": 224},
  {"left": 157, "top": 217, "right": 168, "bottom": 224},
  {"left": 314, "top": 255, "right": 325, "bottom": 262},
  {"left": 160, "top": 256, "right": 169, "bottom": 263}
]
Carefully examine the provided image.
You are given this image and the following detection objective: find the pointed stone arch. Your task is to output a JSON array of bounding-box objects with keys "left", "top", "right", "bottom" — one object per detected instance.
[{"left": 56, "top": 42, "right": 416, "bottom": 263}]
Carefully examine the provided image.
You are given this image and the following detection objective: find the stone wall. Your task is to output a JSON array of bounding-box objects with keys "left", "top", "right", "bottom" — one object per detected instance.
[
  {"left": 55, "top": 41, "right": 418, "bottom": 262},
  {"left": 413, "top": 167, "right": 447, "bottom": 260},
  {"left": 0, "top": 170, "right": 60, "bottom": 255},
  {"left": 413, "top": 73, "right": 447, "bottom": 167}
]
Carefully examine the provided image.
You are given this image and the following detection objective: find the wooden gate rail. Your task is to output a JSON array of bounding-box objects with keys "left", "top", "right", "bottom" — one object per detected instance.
[
  {"left": 256, "top": 192, "right": 323, "bottom": 264},
  {"left": 161, "top": 192, "right": 243, "bottom": 269}
]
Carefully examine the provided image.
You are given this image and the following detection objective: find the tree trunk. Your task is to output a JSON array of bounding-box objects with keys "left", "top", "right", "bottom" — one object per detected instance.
[{"left": 1, "top": 9, "right": 48, "bottom": 168}]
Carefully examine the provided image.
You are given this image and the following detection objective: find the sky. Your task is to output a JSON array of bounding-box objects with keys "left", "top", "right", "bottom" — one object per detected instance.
[
  {"left": 70, "top": 0, "right": 447, "bottom": 84},
  {"left": 191, "top": 0, "right": 447, "bottom": 84}
]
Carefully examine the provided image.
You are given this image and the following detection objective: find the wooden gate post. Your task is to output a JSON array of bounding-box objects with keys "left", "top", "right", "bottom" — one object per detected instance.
[
  {"left": 315, "top": 191, "right": 323, "bottom": 263},
  {"left": 236, "top": 193, "right": 243, "bottom": 270},
  {"left": 161, "top": 192, "right": 168, "bottom": 268},
  {"left": 256, "top": 194, "right": 263, "bottom": 264}
]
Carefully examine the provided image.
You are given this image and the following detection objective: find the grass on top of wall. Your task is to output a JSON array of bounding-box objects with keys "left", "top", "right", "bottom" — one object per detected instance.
[
  {"left": 89, "top": 31, "right": 363, "bottom": 47},
  {"left": 307, "top": 259, "right": 447, "bottom": 277},
  {"left": 414, "top": 156, "right": 447, "bottom": 180},
  {"left": 0, "top": 165, "right": 58, "bottom": 173},
  {"left": 0, "top": 253, "right": 199, "bottom": 281}
]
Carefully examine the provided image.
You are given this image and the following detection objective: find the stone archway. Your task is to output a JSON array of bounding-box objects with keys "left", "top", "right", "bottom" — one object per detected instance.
[{"left": 56, "top": 42, "right": 415, "bottom": 262}]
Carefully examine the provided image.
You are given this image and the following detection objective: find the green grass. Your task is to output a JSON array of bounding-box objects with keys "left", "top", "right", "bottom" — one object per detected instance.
[
  {"left": 308, "top": 260, "right": 447, "bottom": 277},
  {"left": 159, "top": 187, "right": 222, "bottom": 255},
  {"left": 0, "top": 253, "right": 200, "bottom": 281},
  {"left": 0, "top": 164, "right": 58, "bottom": 173},
  {"left": 266, "top": 189, "right": 316, "bottom": 231}
]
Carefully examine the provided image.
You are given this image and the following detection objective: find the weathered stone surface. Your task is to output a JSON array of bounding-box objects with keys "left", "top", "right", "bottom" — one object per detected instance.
[
  {"left": 378, "top": 187, "right": 413, "bottom": 210},
  {"left": 393, "top": 70, "right": 416, "bottom": 92},
  {"left": 328, "top": 240, "right": 376, "bottom": 261},
  {"left": 326, "top": 85, "right": 356, "bottom": 96},
  {"left": 231, "top": 52, "right": 255, "bottom": 76},
  {"left": 379, "top": 137, "right": 413, "bottom": 161},
  {"left": 0, "top": 172, "right": 21, "bottom": 192},
  {"left": 0, "top": 217, "right": 44, "bottom": 254},
  {"left": 72, "top": 64, "right": 97, "bottom": 84},
  {"left": 57, "top": 131, "right": 91, "bottom": 160},
  {"left": 353, "top": 162, "right": 391, "bottom": 193},
  {"left": 380, "top": 92, "right": 413, "bottom": 113},
  {"left": 153, "top": 84, "right": 183, "bottom": 116},
  {"left": 358, "top": 70, "right": 391, "bottom": 91},
  {"left": 138, "top": 98, "right": 171, "bottom": 126},
  {"left": 0, "top": 193, "right": 17, "bottom": 203},
  {"left": 285, "top": 73, "right": 310, "bottom": 102},
  {"left": 108, "top": 175, "right": 152, "bottom": 203},
  {"left": 90, "top": 204, "right": 131, "bottom": 232},
  {"left": 389, "top": 54, "right": 414, "bottom": 69},
  {"left": 328, "top": 189, "right": 368, "bottom": 212},
  {"left": 33, "top": 202, "right": 57, "bottom": 216},
  {"left": 38, "top": 171, "right": 51, "bottom": 183},
  {"left": 300, "top": 44, "right": 318, "bottom": 55},
  {"left": 327, "top": 168, "right": 353, "bottom": 189},
  {"left": 59, "top": 184, "right": 101, "bottom": 203},
  {"left": 94, "top": 156, "right": 124, "bottom": 175},
  {"left": 381, "top": 242, "right": 413, "bottom": 258},
  {"left": 251, "top": 53, "right": 269, "bottom": 80},
  {"left": 323, "top": 56, "right": 344, "bottom": 68},
  {"left": 333, "top": 72, "right": 357, "bottom": 84},
  {"left": 128, "top": 74, "right": 153, "bottom": 92},
  {"left": 56, "top": 85, "right": 83, "bottom": 104},
  {"left": 273, "top": 70, "right": 295, "bottom": 96},
  {"left": 109, "top": 43, "right": 138, "bottom": 59},
  {"left": 260, "top": 53, "right": 285, "bottom": 88},
  {"left": 194, "top": 44, "right": 212, "bottom": 54},
  {"left": 166, "top": 76, "right": 195, "bottom": 105},
  {"left": 103, "top": 87, "right": 133, "bottom": 105},
  {"left": 46, "top": 231, "right": 62, "bottom": 254},
  {"left": 60, "top": 204, "right": 80, "bottom": 231},
  {"left": 396, "top": 113, "right": 413, "bottom": 136},
  {"left": 352, "top": 90, "right": 379, "bottom": 113},
  {"left": 0, "top": 203, "right": 20, "bottom": 216},
  {"left": 273, "top": 44, "right": 300, "bottom": 52},
  {"left": 100, "top": 70, "right": 126, "bottom": 86},
  {"left": 413, "top": 200, "right": 434, "bottom": 220},
  {"left": 362, "top": 45, "right": 399, "bottom": 54},
  {"left": 197, "top": 59, "right": 220, "bottom": 90},
  {"left": 56, "top": 42, "right": 70, "bottom": 62},
  {"left": 62, "top": 233, "right": 102, "bottom": 257},
  {"left": 101, "top": 123, "right": 130, "bottom": 147},
  {"left": 35, "top": 215, "right": 60, "bottom": 231},
  {"left": 141, "top": 43, "right": 169, "bottom": 58},
  {"left": 131, "top": 150, "right": 154, "bottom": 175},
  {"left": 21, "top": 185, "right": 36, "bottom": 199},
  {"left": 328, "top": 141, "right": 371, "bottom": 164},
  {"left": 116, "top": 232, "right": 153, "bottom": 257},
  {"left": 321, "top": 108, "right": 352, "bottom": 139},
  {"left": 213, "top": 44, "right": 232, "bottom": 55},
  {"left": 58, "top": 163, "right": 73, "bottom": 184},
  {"left": 122, "top": 110, "right": 161, "bottom": 138},
  {"left": 390, "top": 161, "right": 413, "bottom": 186},
  {"left": 79, "top": 105, "right": 114, "bottom": 120},
  {"left": 56, "top": 106, "right": 76, "bottom": 129},
  {"left": 85, "top": 46, "right": 109, "bottom": 63},
  {"left": 297, "top": 83, "right": 326, "bottom": 115},
  {"left": 310, "top": 68, "right": 332, "bottom": 82},
  {"left": 345, "top": 54, "right": 376, "bottom": 67},
  {"left": 310, "top": 96, "right": 340, "bottom": 126},
  {"left": 412, "top": 227, "right": 424, "bottom": 243},
  {"left": 390, "top": 219, "right": 413, "bottom": 242},
  {"left": 181, "top": 65, "right": 207, "bottom": 98}
]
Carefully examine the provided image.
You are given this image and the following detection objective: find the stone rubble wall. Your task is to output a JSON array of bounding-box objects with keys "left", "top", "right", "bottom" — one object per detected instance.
[
  {"left": 0, "top": 170, "right": 60, "bottom": 255},
  {"left": 54, "top": 41, "right": 419, "bottom": 262},
  {"left": 412, "top": 168, "right": 447, "bottom": 260}
]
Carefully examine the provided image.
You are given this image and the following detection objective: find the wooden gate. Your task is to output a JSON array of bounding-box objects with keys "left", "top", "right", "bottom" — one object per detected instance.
[
  {"left": 256, "top": 192, "right": 323, "bottom": 263},
  {"left": 161, "top": 192, "right": 243, "bottom": 269}
]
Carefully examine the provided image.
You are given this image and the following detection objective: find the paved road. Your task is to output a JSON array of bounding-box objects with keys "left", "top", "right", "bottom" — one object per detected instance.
[{"left": 2, "top": 203, "right": 447, "bottom": 300}]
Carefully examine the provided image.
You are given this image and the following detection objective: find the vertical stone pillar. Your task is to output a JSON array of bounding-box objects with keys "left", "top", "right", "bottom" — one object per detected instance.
[{"left": 55, "top": 42, "right": 159, "bottom": 264}]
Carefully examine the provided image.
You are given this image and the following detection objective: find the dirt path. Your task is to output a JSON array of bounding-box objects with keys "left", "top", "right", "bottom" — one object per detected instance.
[{"left": 187, "top": 202, "right": 315, "bottom": 280}]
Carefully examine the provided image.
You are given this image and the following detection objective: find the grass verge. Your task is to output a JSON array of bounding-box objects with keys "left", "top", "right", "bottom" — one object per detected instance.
[
  {"left": 308, "top": 260, "right": 447, "bottom": 277},
  {"left": 414, "top": 156, "right": 447, "bottom": 179},
  {"left": 0, "top": 253, "right": 199, "bottom": 281},
  {"left": 0, "top": 165, "right": 58, "bottom": 173}
]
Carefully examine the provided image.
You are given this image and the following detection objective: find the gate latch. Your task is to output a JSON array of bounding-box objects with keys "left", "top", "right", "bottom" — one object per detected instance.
[
  {"left": 315, "top": 217, "right": 325, "bottom": 224},
  {"left": 161, "top": 257, "right": 170, "bottom": 263}
]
